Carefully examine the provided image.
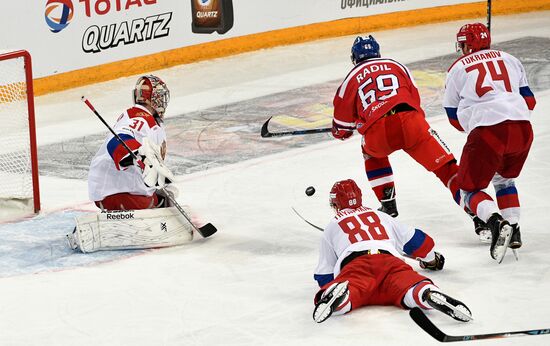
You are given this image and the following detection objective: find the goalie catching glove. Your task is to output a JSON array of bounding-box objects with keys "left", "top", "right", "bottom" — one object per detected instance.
[
  {"left": 419, "top": 252, "right": 445, "bottom": 271},
  {"left": 138, "top": 138, "right": 175, "bottom": 188}
]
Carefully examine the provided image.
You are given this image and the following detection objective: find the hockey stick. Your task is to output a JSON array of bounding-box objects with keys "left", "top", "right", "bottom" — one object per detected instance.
[
  {"left": 410, "top": 307, "right": 550, "bottom": 342},
  {"left": 81, "top": 96, "right": 217, "bottom": 238},
  {"left": 261, "top": 116, "right": 331, "bottom": 138},
  {"left": 487, "top": 0, "right": 492, "bottom": 32},
  {"left": 291, "top": 207, "right": 324, "bottom": 231}
]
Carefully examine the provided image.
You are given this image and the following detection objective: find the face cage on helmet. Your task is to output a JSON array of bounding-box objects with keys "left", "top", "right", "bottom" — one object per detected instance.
[
  {"left": 135, "top": 77, "right": 170, "bottom": 118},
  {"left": 151, "top": 85, "right": 170, "bottom": 117}
]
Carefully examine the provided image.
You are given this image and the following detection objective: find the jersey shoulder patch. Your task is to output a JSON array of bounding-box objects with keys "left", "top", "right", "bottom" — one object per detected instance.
[{"left": 126, "top": 107, "right": 158, "bottom": 129}]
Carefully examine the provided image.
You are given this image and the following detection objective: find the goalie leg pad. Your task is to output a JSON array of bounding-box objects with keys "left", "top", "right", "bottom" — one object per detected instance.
[{"left": 70, "top": 207, "right": 193, "bottom": 253}]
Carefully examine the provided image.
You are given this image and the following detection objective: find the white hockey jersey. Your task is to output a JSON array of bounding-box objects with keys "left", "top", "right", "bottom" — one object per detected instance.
[
  {"left": 88, "top": 105, "right": 166, "bottom": 202},
  {"left": 314, "top": 206, "right": 436, "bottom": 285},
  {"left": 443, "top": 49, "right": 535, "bottom": 134}
]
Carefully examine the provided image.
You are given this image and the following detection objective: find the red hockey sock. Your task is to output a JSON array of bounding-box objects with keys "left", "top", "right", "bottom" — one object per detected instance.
[{"left": 433, "top": 161, "right": 461, "bottom": 205}]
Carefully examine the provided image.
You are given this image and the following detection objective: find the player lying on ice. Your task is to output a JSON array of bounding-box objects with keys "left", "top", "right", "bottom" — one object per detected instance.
[
  {"left": 67, "top": 75, "right": 195, "bottom": 252},
  {"left": 312, "top": 179, "right": 472, "bottom": 323}
]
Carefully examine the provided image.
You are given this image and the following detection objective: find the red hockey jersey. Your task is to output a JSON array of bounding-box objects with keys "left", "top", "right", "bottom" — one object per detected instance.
[{"left": 333, "top": 58, "right": 422, "bottom": 134}]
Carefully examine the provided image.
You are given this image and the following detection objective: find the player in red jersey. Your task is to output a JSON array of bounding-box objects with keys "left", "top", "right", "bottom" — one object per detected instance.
[
  {"left": 88, "top": 75, "right": 177, "bottom": 211},
  {"left": 312, "top": 179, "right": 472, "bottom": 323},
  {"left": 332, "top": 36, "right": 461, "bottom": 220},
  {"left": 444, "top": 23, "right": 536, "bottom": 263}
]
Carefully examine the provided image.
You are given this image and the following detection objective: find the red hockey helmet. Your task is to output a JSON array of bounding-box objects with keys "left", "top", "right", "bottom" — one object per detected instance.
[
  {"left": 329, "top": 179, "right": 362, "bottom": 211},
  {"left": 133, "top": 75, "right": 170, "bottom": 118},
  {"left": 456, "top": 23, "right": 491, "bottom": 54}
]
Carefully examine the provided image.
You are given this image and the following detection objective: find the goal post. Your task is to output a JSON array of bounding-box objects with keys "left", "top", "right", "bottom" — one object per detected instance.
[{"left": 0, "top": 50, "right": 40, "bottom": 214}]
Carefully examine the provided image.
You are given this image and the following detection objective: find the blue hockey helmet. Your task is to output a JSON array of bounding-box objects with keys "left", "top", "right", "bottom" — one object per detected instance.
[{"left": 350, "top": 35, "right": 381, "bottom": 65}]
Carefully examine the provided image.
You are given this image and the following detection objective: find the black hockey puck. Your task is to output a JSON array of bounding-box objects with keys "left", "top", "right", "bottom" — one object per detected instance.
[{"left": 305, "top": 186, "right": 316, "bottom": 196}]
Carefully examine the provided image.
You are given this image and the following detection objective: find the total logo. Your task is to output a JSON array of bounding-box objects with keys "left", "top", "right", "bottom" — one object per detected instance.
[
  {"left": 45, "top": 0, "right": 74, "bottom": 33},
  {"left": 44, "top": 0, "right": 172, "bottom": 54},
  {"left": 199, "top": 0, "right": 212, "bottom": 6},
  {"left": 44, "top": 0, "right": 160, "bottom": 33}
]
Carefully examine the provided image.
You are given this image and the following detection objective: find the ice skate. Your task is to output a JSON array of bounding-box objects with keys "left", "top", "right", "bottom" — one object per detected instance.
[
  {"left": 487, "top": 214, "right": 513, "bottom": 263},
  {"left": 509, "top": 224, "right": 521, "bottom": 261},
  {"left": 422, "top": 289, "right": 472, "bottom": 322},
  {"left": 466, "top": 209, "right": 491, "bottom": 243},
  {"left": 378, "top": 187, "right": 398, "bottom": 218},
  {"left": 473, "top": 215, "right": 491, "bottom": 243},
  {"left": 313, "top": 281, "right": 350, "bottom": 323}
]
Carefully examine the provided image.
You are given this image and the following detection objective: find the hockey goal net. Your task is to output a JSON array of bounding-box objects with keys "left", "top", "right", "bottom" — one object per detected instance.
[{"left": 0, "top": 50, "right": 40, "bottom": 215}]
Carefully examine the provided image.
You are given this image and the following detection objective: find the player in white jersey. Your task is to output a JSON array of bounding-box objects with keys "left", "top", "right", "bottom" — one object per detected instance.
[
  {"left": 443, "top": 23, "right": 536, "bottom": 263},
  {"left": 312, "top": 179, "right": 472, "bottom": 324},
  {"left": 88, "top": 75, "right": 176, "bottom": 210}
]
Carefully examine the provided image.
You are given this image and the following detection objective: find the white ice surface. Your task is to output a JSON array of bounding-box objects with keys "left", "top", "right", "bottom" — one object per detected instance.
[{"left": 1, "top": 12, "right": 550, "bottom": 346}]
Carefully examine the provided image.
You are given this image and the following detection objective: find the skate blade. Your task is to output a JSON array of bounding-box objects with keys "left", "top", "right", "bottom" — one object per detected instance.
[
  {"left": 493, "top": 225, "right": 513, "bottom": 264},
  {"left": 430, "top": 293, "right": 473, "bottom": 322},
  {"left": 512, "top": 248, "right": 519, "bottom": 261},
  {"left": 313, "top": 281, "right": 349, "bottom": 323}
]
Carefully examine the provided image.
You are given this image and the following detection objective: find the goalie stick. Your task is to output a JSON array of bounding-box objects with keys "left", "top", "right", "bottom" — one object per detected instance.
[
  {"left": 81, "top": 96, "right": 217, "bottom": 238},
  {"left": 261, "top": 116, "right": 331, "bottom": 138},
  {"left": 410, "top": 307, "right": 550, "bottom": 342}
]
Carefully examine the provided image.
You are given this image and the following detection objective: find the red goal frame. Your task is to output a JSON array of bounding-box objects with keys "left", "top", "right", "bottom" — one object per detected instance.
[{"left": 0, "top": 50, "right": 40, "bottom": 213}]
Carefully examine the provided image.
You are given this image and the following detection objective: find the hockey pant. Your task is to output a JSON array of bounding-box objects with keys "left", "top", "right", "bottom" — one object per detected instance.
[
  {"left": 316, "top": 253, "right": 435, "bottom": 315},
  {"left": 95, "top": 191, "right": 171, "bottom": 211},
  {"left": 458, "top": 120, "right": 533, "bottom": 223},
  {"left": 360, "top": 109, "right": 459, "bottom": 204}
]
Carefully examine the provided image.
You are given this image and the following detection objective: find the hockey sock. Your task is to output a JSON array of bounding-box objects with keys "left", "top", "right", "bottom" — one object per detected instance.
[
  {"left": 433, "top": 161, "right": 461, "bottom": 206},
  {"left": 364, "top": 155, "right": 395, "bottom": 201},
  {"left": 461, "top": 190, "right": 499, "bottom": 223},
  {"left": 494, "top": 184, "right": 520, "bottom": 225},
  {"left": 403, "top": 281, "right": 438, "bottom": 310}
]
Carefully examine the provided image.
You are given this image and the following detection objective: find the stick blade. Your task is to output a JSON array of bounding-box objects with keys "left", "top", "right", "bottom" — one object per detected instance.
[
  {"left": 409, "top": 308, "right": 448, "bottom": 342},
  {"left": 260, "top": 117, "right": 273, "bottom": 138},
  {"left": 197, "top": 223, "right": 217, "bottom": 238}
]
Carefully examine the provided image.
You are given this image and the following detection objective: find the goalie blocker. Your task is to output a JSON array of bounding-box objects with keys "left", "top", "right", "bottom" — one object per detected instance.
[{"left": 67, "top": 207, "right": 194, "bottom": 253}]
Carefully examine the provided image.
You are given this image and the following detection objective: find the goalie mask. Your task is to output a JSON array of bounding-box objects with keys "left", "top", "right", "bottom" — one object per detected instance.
[
  {"left": 133, "top": 75, "right": 170, "bottom": 118},
  {"left": 351, "top": 35, "right": 381, "bottom": 65},
  {"left": 456, "top": 23, "right": 491, "bottom": 54},
  {"left": 329, "top": 179, "right": 362, "bottom": 211}
]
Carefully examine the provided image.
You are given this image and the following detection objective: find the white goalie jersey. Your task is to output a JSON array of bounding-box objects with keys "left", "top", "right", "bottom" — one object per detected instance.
[{"left": 88, "top": 104, "right": 166, "bottom": 202}]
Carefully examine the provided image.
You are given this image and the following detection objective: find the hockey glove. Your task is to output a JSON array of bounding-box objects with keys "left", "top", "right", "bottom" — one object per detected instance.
[
  {"left": 331, "top": 120, "right": 354, "bottom": 140},
  {"left": 138, "top": 138, "right": 176, "bottom": 188},
  {"left": 419, "top": 252, "right": 445, "bottom": 271}
]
